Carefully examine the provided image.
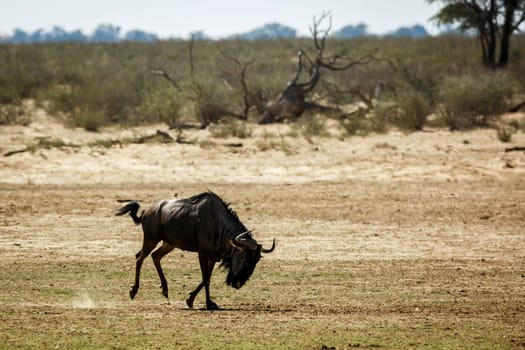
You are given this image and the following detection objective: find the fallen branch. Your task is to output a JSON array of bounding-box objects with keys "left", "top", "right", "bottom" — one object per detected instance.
[
  {"left": 135, "top": 130, "right": 175, "bottom": 144},
  {"left": 226, "top": 143, "right": 243, "bottom": 148},
  {"left": 509, "top": 100, "right": 525, "bottom": 113},
  {"left": 504, "top": 146, "right": 525, "bottom": 153},
  {"left": 3, "top": 148, "right": 29, "bottom": 157}
]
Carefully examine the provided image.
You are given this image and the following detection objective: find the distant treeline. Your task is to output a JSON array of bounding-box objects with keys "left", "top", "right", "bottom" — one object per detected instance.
[
  {"left": 1, "top": 24, "right": 158, "bottom": 44},
  {"left": 0, "top": 22, "right": 439, "bottom": 44}
]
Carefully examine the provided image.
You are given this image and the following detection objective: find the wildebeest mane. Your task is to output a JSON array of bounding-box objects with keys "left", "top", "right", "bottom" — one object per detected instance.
[
  {"left": 184, "top": 190, "right": 246, "bottom": 271},
  {"left": 203, "top": 190, "right": 241, "bottom": 222},
  {"left": 185, "top": 190, "right": 243, "bottom": 226}
]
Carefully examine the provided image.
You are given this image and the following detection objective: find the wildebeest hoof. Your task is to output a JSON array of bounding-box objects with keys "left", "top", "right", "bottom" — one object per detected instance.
[
  {"left": 160, "top": 285, "right": 169, "bottom": 299},
  {"left": 206, "top": 301, "right": 219, "bottom": 310},
  {"left": 130, "top": 286, "right": 138, "bottom": 300},
  {"left": 186, "top": 298, "right": 194, "bottom": 309}
]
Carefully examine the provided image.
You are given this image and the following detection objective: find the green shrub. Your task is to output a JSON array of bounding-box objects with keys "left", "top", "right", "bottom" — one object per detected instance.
[
  {"left": 394, "top": 88, "right": 431, "bottom": 131},
  {"left": 1, "top": 36, "right": 523, "bottom": 130},
  {"left": 137, "top": 86, "right": 183, "bottom": 127},
  {"left": 438, "top": 72, "right": 515, "bottom": 130},
  {"left": 0, "top": 45, "right": 55, "bottom": 104},
  {"left": 189, "top": 79, "right": 233, "bottom": 127}
]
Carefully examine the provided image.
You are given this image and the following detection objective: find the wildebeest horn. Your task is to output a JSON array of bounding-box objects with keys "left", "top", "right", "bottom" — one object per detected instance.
[
  {"left": 261, "top": 239, "right": 276, "bottom": 253},
  {"left": 234, "top": 230, "right": 258, "bottom": 250},
  {"left": 229, "top": 239, "right": 246, "bottom": 251}
]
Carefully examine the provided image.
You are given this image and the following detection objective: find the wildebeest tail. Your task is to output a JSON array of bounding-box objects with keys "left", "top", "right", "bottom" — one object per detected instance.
[{"left": 115, "top": 201, "right": 142, "bottom": 224}]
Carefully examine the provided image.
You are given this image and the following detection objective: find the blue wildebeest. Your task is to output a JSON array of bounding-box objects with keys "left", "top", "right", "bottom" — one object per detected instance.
[{"left": 115, "top": 191, "right": 275, "bottom": 310}]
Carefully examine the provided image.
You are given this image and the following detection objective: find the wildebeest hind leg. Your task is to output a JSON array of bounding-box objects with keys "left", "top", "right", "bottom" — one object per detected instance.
[
  {"left": 186, "top": 281, "right": 204, "bottom": 309},
  {"left": 151, "top": 241, "right": 175, "bottom": 299},
  {"left": 130, "top": 240, "right": 157, "bottom": 299}
]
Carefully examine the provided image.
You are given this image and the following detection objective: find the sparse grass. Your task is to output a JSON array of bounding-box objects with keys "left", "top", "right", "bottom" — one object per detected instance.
[
  {"left": 339, "top": 111, "right": 389, "bottom": 137},
  {"left": 293, "top": 113, "right": 329, "bottom": 142},
  {"left": 1, "top": 167, "right": 524, "bottom": 350},
  {"left": 199, "top": 139, "right": 217, "bottom": 149},
  {"left": 497, "top": 126, "right": 514, "bottom": 142},
  {"left": 26, "top": 137, "right": 80, "bottom": 152},
  {"left": 0, "top": 103, "right": 31, "bottom": 126},
  {"left": 209, "top": 118, "right": 253, "bottom": 139},
  {"left": 88, "top": 138, "right": 127, "bottom": 148},
  {"left": 255, "top": 130, "right": 294, "bottom": 154},
  {"left": 373, "top": 142, "right": 398, "bottom": 150},
  {"left": 2, "top": 257, "right": 523, "bottom": 349}
]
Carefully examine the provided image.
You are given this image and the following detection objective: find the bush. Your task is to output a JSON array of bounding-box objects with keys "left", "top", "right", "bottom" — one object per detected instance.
[
  {"left": 71, "top": 108, "right": 106, "bottom": 132},
  {"left": 438, "top": 72, "right": 515, "bottom": 130},
  {"left": 137, "top": 86, "right": 183, "bottom": 127},
  {"left": 1, "top": 36, "right": 523, "bottom": 130},
  {"left": 0, "top": 45, "right": 55, "bottom": 104},
  {"left": 189, "top": 79, "right": 234, "bottom": 127},
  {"left": 393, "top": 88, "right": 431, "bottom": 131}
]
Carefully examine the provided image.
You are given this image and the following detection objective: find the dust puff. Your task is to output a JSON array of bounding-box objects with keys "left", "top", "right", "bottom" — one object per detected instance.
[{"left": 72, "top": 291, "right": 96, "bottom": 308}]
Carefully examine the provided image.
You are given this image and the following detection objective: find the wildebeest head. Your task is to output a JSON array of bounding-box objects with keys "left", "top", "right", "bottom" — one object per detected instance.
[{"left": 223, "top": 231, "right": 275, "bottom": 289}]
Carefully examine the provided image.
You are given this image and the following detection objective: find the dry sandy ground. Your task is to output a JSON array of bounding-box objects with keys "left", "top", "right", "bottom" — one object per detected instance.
[
  {"left": 1, "top": 110, "right": 524, "bottom": 261},
  {"left": 0, "top": 110, "right": 524, "bottom": 349},
  {"left": 2, "top": 109, "right": 525, "bottom": 186}
]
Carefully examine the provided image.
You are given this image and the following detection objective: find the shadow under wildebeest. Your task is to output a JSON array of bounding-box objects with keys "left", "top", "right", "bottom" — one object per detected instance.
[{"left": 116, "top": 191, "right": 275, "bottom": 310}]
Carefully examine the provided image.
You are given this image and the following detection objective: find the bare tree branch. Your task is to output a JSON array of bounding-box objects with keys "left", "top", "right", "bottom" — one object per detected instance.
[
  {"left": 219, "top": 47, "right": 255, "bottom": 120},
  {"left": 151, "top": 69, "right": 180, "bottom": 90},
  {"left": 188, "top": 34, "right": 195, "bottom": 79},
  {"left": 310, "top": 12, "right": 332, "bottom": 53}
]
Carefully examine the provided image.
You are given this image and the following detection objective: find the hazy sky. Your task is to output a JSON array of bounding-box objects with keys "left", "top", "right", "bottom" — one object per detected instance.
[{"left": 1, "top": 0, "right": 442, "bottom": 38}]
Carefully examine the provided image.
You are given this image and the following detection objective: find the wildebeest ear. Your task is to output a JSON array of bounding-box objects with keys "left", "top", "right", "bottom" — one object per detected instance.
[{"left": 229, "top": 239, "right": 246, "bottom": 252}]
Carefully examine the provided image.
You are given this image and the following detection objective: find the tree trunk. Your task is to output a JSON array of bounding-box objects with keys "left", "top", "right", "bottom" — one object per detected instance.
[
  {"left": 480, "top": 31, "right": 489, "bottom": 66},
  {"left": 486, "top": 14, "right": 498, "bottom": 68},
  {"left": 499, "top": 30, "right": 512, "bottom": 67},
  {"left": 498, "top": 0, "right": 517, "bottom": 67}
]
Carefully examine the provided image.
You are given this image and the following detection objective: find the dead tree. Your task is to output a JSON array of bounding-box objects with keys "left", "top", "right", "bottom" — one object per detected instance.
[
  {"left": 259, "top": 13, "right": 376, "bottom": 124},
  {"left": 153, "top": 40, "right": 255, "bottom": 127},
  {"left": 218, "top": 48, "right": 254, "bottom": 121}
]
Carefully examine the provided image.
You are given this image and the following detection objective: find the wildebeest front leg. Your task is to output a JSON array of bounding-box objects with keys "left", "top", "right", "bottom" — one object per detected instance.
[
  {"left": 186, "top": 253, "right": 218, "bottom": 310},
  {"left": 151, "top": 241, "right": 175, "bottom": 299}
]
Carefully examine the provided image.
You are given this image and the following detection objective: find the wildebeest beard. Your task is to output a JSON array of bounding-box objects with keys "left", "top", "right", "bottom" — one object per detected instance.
[{"left": 221, "top": 249, "right": 262, "bottom": 289}]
